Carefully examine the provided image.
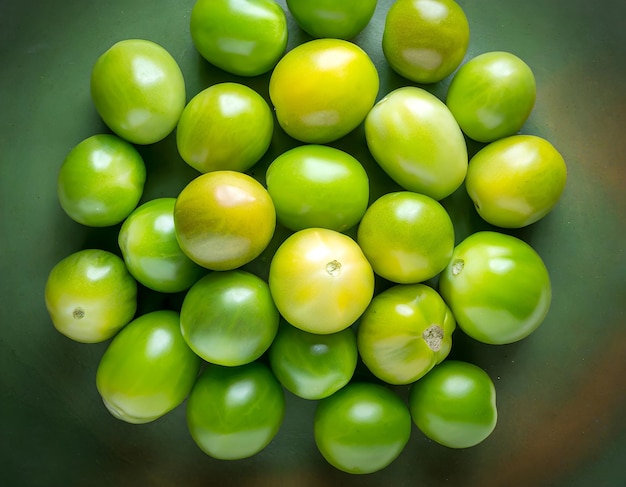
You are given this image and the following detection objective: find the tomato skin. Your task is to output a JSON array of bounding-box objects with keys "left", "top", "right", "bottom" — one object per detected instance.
[
  {"left": 268, "top": 321, "right": 358, "bottom": 400},
  {"left": 186, "top": 362, "right": 286, "bottom": 460},
  {"left": 190, "top": 0, "right": 288, "bottom": 77},
  {"left": 365, "top": 86, "right": 468, "bottom": 200},
  {"left": 438, "top": 231, "right": 551, "bottom": 344},
  {"left": 179, "top": 270, "right": 279, "bottom": 366},
  {"left": 357, "top": 283, "right": 456, "bottom": 385},
  {"left": 45, "top": 249, "right": 137, "bottom": 343},
  {"left": 176, "top": 83, "right": 274, "bottom": 174},
  {"left": 96, "top": 310, "right": 202, "bottom": 424},
  {"left": 465, "top": 134, "right": 567, "bottom": 228},
  {"left": 58, "top": 134, "right": 146, "bottom": 227},
  {"left": 314, "top": 382, "right": 412, "bottom": 474},
  {"left": 90, "top": 39, "right": 186, "bottom": 145},
  {"left": 286, "top": 0, "right": 377, "bottom": 40},
  {"left": 446, "top": 51, "right": 536, "bottom": 143},
  {"left": 408, "top": 360, "right": 497, "bottom": 449},
  {"left": 268, "top": 228, "right": 375, "bottom": 334},
  {"left": 265, "top": 144, "right": 369, "bottom": 232},
  {"left": 269, "top": 38, "right": 379, "bottom": 144}
]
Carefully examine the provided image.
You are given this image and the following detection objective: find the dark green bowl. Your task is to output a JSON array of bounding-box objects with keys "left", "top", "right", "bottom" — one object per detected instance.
[{"left": 2, "top": 1, "right": 625, "bottom": 486}]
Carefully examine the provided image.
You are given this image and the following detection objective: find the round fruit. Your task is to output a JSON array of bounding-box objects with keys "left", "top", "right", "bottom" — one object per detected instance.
[
  {"left": 438, "top": 231, "right": 552, "bottom": 344},
  {"left": 57, "top": 134, "right": 146, "bottom": 227},
  {"left": 269, "top": 38, "right": 379, "bottom": 143},
  {"left": 268, "top": 228, "right": 375, "bottom": 334},
  {"left": 265, "top": 144, "right": 369, "bottom": 232},
  {"left": 176, "top": 82, "right": 274, "bottom": 174},
  {"left": 44, "top": 249, "right": 137, "bottom": 343},
  {"left": 409, "top": 360, "right": 497, "bottom": 448},
  {"left": 357, "top": 191, "right": 455, "bottom": 283},
  {"left": 446, "top": 51, "right": 536, "bottom": 143},
  {"left": 382, "top": 0, "right": 470, "bottom": 84},
  {"left": 190, "top": 0, "right": 288, "bottom": 76},
  {"left": 465, "top": 134, "right": 567, "bottom": 228},
  {"left": 90, "top": 39, "right": 186, "bottom": 145},
  {"left": 365, "top": 86, "right": 468, "bottom": 200},
  {"left": 173, "top": 171, "right": 276, "bottom": 271}
]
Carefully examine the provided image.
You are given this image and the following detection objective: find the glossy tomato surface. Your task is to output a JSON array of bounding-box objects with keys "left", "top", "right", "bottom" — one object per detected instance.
[
  {"left": 265, "top": 144, "right": 369, "bottom": 232},
  {"left": 180, "top": 270, "right": 279, "bottom": 366},
  {"left": 186, "top": 362, "right": 286, "bottom": 460},
  {"left": 446, "top": 51, "right": 536, "bottom": 143},
  {"left": 269, "top": 38, "right": 379, "bottom": 143},
  {"left": 357, "top": 283, "right": 456, "bottom": 385},
  {"left": 57, "top": 134, "right": 146, "bottom": 227},
  {"left": 465, "top": 134, "right": 567, "bottom": 228},
  {"left": 365, "top": 86, "right": 468, "bottom": 200},
  {"left": 176, "top": 82, "right": 274, "bottom": 174},
  {"left": 96, "top": 310, "right": 201, "bottom": 424},
  {"left": 90, "top": 39, "right": 186, "bottom": 145},
  {"left": 438, "top": 231, "right": 552, "bottom": 344},
  {"left": 268, "top": 228, "right": 375, "bottom": 334},
  {"left": 190, "top": 0, "right": 288, "bottom": 76},
  {"left": 409, "top": 360, "right": 498, "bottom": 449},
  {"left": 44, "top": 249, "right": 137, "bottom": 343},
  {"left": 314, "top": 382, "right": 412, "bottom": 474}
]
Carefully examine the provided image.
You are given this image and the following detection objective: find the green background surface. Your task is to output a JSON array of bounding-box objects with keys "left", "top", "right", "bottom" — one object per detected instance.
[{"left": 1, "top": 1, "right": 625, "bottom": 486}]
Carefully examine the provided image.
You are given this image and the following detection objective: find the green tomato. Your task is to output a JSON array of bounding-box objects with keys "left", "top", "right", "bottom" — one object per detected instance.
[
  {"left": 286, "top": 0, "right": 377, "bottom": 40},
  {"left": 465, "top": 134, "right": 568, "bottom": 228},
  {"left": 438, "top": 231, "right": 551, "bottom": 344},
  {"left": 268, "top": 321, "right": 358, "bottom": 400},
  {"left": 357, "top": 284, "right": 456, "bottom": 385},
  {"left": 57, "top": 134, "right": 146, "bottom": 227},
  {"left": 180, "top": 270, "right": 279, "bottom": 366},
  {"left": 409, "top": 360, "right": 497, "bottom": 449},
  {"left": 96, "top": 310, "right": 201, "bottom": 424},
  {"left": 90, "top": 39, "right": 186, "bottom": 145},
  {"left": 314, "top": 382, "right": 412, "bottom": 474},
  {"left": 186, "top": 362, "right": 286, "bottom": 460},
  {"left": 176, "top": 82, "right": 274, "bottom": 174},
  {"left": 365, "top": 86, "right": 468, "bottom": 200},
  {"left": 118, "top": 198, "right": 206, "bottom": 293},
  {"left": 44, "top": 249, "right": 137, "bottom": 343},
  {"left": 268, "top": 228, "right": 375, "bottom": 334},
  {"left": 382, "top": 0, "right": 470, "bottom": 84},
  {"left": 357, "top": 191, "right": 455, "bottom": 283},
  {"left": 265, "top": 144, "right": 369, "bottom": 232},
  {"left": 446, "top": 51, "right": 536, "bottom": 143},
  {"left": 190, "top": 0, "right": 288, "bottom": 77}
]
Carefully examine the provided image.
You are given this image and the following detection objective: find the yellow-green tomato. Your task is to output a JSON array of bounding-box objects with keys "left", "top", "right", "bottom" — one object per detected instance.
[
  {"left": 439, "top": 231, "right": 551, "bottom": 345},
  {"left": 409, "top": 360, "right": 497, "bottom": 448},
  {"left": 44, "top": 249, "right": 137, "bottom": 343},
  {"left": 357, "top": 284, "right": 456, "bottom": 385},
  {"left": 268, "top": 321, "right": 358, "bottom": 400},
  {"left": 269, "top": 228, "right": 375, "bottom": 334},
  {"left": 314, "top": 382, "right": 412, "bottom": 474},
  {"left": 190, "top": 0, "right": 288, "bottom": 77},
  {"left": 57, "top": 134, "right": 146, "bottom": 227},
  {"left": 96, "top": 310, "right": 202, "bottom": 424},
  {"left": 90, "top": 39, "right": 186, "bottom": 145},
  {"left": 118, "top": 198, "right": 206, "bottom": 293},
  {"left": 382, "top": 0, "right": 470, "bottom": 84},
  {"left": 176, "top": 83, "right": 274, "bottom": 173},
  {"left": 286, "top": 0, "right": 377, "bottom": 40},
  {"left": 465, "top": 135, "right": 567, "bottom": 228},
  {"left": 357, "top": 192, "right": 455, "bottom": 284},
  {"left": 180, "top": 270, "right": 279, "bottom": 366},
  {"left": 365, "top": 86, "right": 468, "bottom": 200},
  {"left": 265, "top": 144, "right": 369, "bottom": 232},
  {"left": 446, "top": 51, "right": 536, "bottom": 143},
  {"left": 186, "top": 362, "right": 286, "bottom": 460}
]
